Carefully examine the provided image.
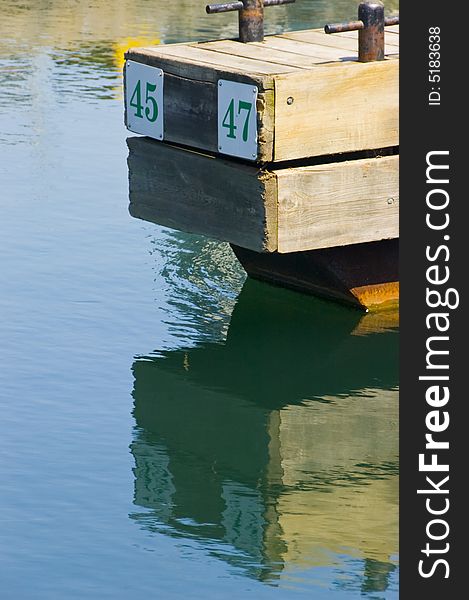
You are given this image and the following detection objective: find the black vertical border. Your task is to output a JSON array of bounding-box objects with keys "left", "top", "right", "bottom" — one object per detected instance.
[{"left": 400, "top": 1, "right": 465, "bottom": 596}]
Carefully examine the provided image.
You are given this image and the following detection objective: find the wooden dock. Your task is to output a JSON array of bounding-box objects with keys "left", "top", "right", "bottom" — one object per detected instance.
[
  {"left": 124, "top": 15, "right": 399, "bottom": 310},
  {"left": 125, "top": 26, "right": 399, "bottom": 163}
]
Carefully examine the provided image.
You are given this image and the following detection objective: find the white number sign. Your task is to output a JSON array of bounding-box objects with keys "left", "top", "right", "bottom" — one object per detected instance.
[
  {"left": 125, "top": 60, "right": 164, "bottom": 140},
  {"left": 218, "top": 80, "right": 258, "bottom": 161}
]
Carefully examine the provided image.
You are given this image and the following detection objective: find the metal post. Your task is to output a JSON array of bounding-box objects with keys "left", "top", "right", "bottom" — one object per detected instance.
[
  {"left": 239, "top": 0, "right": 264, "bottom": 43},
  {"left": 358, "top": 1, "right": 385, "bottom": 62},
  {"left": 207, "top": 0, "right": 295, "bottom": 43}
]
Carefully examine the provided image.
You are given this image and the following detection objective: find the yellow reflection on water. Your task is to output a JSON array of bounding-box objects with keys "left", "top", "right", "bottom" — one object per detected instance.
[{"left": 112, "top": 37, "right": 160, "bottom": 72}]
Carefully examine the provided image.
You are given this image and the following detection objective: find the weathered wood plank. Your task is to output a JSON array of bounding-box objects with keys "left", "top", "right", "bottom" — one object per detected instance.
[
  {"left": 280, "top": 29, "right": 398, "bottom": 56},
  {"left": 280, "top": 30, "right": 360, "bottom": 52},
  {"left": 127, "top": 137, "right": 278, "bottom": 252},
  {"left": 335, "top": 30, "right": 400, "bottom": 47},
  {"left": 274, "top": 58, "right": 399, "bottom": 161},
  {"left": 164, "top": 73, "right": 217, "bottom": 153},
  {"left": 151, "top": 44, "right": 302, "bottom": 75},
  {"left": 127, "top": 138, "right": 398, "bottom": 256},
  {"left": 275, "top": 155, "right": 399, "bottom": 253},
  {"left": 126, "top": 47, "right": 274, "bottom": 89},
  {"left": 197, "top": 39, "right": 331, "bottom": 68},
  {"left": 249, "top": 37, "right": 356, "bottom": 62}
]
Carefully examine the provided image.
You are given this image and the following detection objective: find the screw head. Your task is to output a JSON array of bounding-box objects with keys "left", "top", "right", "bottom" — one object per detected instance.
[
  {"left": 219, "top": 81, "right": 222, "bottom": 86},
  {"left": 252, "top": 153, "right": 256, "bottom": 158},
  {"left": 387, "top": 197, "right": 394, "bottom": 205},
  {"left": 287, "top": 96, "right": 294, "bottom": 105}
]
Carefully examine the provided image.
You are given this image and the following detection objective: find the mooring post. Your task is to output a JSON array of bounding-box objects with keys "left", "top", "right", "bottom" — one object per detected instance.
[
  {"left": 325, "top": 1, "right": 399, "bottom": 62},
  {"left": 239, "top": 0, "right": 264, "bottom": 43},
  {"left": 206, "top": 0, "right": 296, "bottom": 43},
  {"left": 358, "top": 2, "right": 384, "bottom": 62}
]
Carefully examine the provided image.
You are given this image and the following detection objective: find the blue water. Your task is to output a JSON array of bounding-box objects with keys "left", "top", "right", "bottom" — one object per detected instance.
[{"left": 0, "top": 1, "right": 399, "bottom": 598}]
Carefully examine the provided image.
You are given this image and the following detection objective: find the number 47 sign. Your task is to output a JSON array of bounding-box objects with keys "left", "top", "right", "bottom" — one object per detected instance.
[{"left": 218, "top": 80, "right": 258, "bottom": 161}]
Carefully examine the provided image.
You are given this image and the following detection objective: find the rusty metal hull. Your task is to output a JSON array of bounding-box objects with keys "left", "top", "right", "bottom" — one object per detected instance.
[{"left": 231, "top": 239, "right": 399, "bottom": 311}]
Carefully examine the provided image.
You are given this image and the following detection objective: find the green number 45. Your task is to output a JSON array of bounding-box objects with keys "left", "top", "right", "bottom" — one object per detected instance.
[
  {"left": 130, "top": 80, "right": 159, "bottom": 123},
  {"left": 222, "top": 99, "right": 253, "bottom": 142}
]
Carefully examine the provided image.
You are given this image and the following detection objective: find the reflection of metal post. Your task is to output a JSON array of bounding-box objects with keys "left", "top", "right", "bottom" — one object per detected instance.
[
  {"left": 358, "top": 2, "right": 385, "bottom": 62},
  {"left": 206, "top": 0, "right": 296, "bottom": 43},
  {"left": 325, "top": 2, "right": 399, "bottom": 63},
  {"left": 239, "top": 0, "right": 264, "bottom": 43}
]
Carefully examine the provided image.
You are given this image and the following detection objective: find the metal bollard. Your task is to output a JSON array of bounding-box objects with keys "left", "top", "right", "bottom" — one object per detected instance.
[
  {"left": 358, "top": 2, "right": 385, "bottom": 62},
  {"left": 206, "top": 0, "right": 296, "bottom": 43},
  {"left": 325, "top": 1, "right": 399, "bottom": 62},
  {"left": 239, "top": 0, "right": 264, "bottom": 43}
]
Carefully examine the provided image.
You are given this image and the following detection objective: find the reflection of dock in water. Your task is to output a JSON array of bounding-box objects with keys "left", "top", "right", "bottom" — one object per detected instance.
[{"left": 130, "top": 281, "right": 398, "bottom": 591}]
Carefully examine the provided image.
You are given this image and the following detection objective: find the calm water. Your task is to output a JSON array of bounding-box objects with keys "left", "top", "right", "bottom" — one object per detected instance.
[{"left": 0, "top": 1, "right": 399, "bottom": 598}]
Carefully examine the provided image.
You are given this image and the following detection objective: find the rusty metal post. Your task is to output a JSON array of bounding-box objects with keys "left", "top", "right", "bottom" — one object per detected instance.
[
  {"left": 325, "top": 2, "right": 397, "bottom": 62},
  {"left": 239, "top": 0, "right": 264, "bottom": 43},
  {"left": 358, "top": 1, "right": 385, "bottom": 62},
  {"left": 207, "top": 0, "right": 295, "bottom": 43}
]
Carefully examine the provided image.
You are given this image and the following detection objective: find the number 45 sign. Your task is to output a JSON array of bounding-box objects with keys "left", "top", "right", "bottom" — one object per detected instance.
[
  {"left": 218, "top": 80, "right": 258, "bottom": 161},
  {"left": 125, "top": 60, "right": 164, "bottom": 140}
]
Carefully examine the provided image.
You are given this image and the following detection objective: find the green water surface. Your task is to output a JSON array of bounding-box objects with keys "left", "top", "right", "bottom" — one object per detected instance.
[{"left": 0, "top": 1, "right": 399, "bottom": 598}]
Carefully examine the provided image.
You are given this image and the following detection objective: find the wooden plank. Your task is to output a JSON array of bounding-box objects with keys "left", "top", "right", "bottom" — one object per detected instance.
[
  {"left": 274, "top": 58, "right": 399, "bottom": 161},
  {"left": 335, "top": 30, "right": 400, "bottom": 47},
  {"left": 197, "top": 39, "right": 332, "bottom": 68},
  {"left": 162, "top": 72, "right": 217, "bottom": 154},
  {"left": 128, "top": 138, "right": 398, "bottom": 256},
  {"left": 150, "top": 44, "right": 302, "bottom": 75},
  {"left": 280, "top": 29, "right": 398, "bottom": 56},
  {"left": 275, "top": 155, "right": 399, "bottom": 253},
  {"left": 250, "top": 37, "right": 356, "bottom": 62},
  {"left": 386, "top": 25, "right": 400, "bottom": 34},
  {"left": 281, "top": 30, "right": 360, "bottom": 51},
  {"left": 127, "top": 137, "right": 278, "bottom": 252},
  {"left": 126, "top": 47, "right": 274, "bottom": 89}
]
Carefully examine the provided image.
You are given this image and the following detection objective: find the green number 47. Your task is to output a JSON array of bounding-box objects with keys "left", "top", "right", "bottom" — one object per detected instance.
[{"left": 222, "top": 99, "right": 253, "bottom": 142}]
